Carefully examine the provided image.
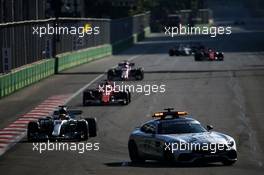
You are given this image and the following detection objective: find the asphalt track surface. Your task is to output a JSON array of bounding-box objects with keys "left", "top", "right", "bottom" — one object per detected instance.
[
  {"left": 0, "top": 11, "right": 264, "bottom": 175},
  {"left": 0, "top": 32, "right": 263, "bottom": 175}
]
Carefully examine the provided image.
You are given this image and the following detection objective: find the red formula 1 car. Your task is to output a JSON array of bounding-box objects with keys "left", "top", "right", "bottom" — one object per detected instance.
[
  {"left": 194, "top": 48, "right": 224, "bottom": 61},
  {"left": 83, "top": 81, "right": 131, "bottom": 106}
]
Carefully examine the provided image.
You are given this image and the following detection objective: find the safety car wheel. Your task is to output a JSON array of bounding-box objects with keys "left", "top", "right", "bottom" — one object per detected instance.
[
  {"left": 128, "top": 140, "right": 145, "bottom": 163},
  {"left": 163, "top": 147, "right": 175, "bottom": 163}
]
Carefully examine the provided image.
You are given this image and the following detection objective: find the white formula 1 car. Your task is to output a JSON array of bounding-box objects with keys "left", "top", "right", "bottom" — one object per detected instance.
[{"left": 27, "top": 106, "right": 97, "bottom": 141}]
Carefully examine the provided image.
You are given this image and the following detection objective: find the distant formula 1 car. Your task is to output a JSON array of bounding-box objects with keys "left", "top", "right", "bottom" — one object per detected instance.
[
  {"left": 107, "top": 61, "right": 144, "bottom": 80},
  {"left": 194, "top": 48, "right": 224, "bottom": 61},
  {"left": 169, "top": 43, "right": 204, "bottom": 56},
  {"left": 27, "top": 106, "right": 97, "bottom": 141},
  {"left": 169, "top": 44, "right": 192, "bottom": 56},
  {"left": 83, "top": 81, "right": 131, "bottom": 106}
]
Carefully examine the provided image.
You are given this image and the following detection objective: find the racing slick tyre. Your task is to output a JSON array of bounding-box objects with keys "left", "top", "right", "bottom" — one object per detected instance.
[
  {"left": 128, "top": 140, "right": 145, "bottom": 163},
  {"left": 135, "top": 69, "right": 144, "bottom": 80},
  {"left": 121, "top": 95, "right": 129, "bottom": 105},
  {"left": 175, "top": 50, "right": 181, "bottom": 56},
  {"left": 194, "top": 53, "right": 202, "bottom": 61},
  {"left": 83, "top": 93, "right": 88, "bottom": 106},
  {"left": 128, "top": 91, "right": 131, "bottom": 103},
  {"left": 27, "top": 122, "right": 39, "bottom": 141},
  {"left": 217, "top": 52, "right": 224, "bottom": 61},
  {"left": 163, "top": 146, "right": 175, "bottom": 163},
  {"left": 85, "top": 118, "right": 97, "bottom": 137},
  {"left": 124, "top": 89, "right": 131, "bottom": 103},
  {"left": 168, "top": 49, "right": 174, "bottom": 56},
  {"left": 83, "top": 90, "right": 99, "bottom": 106},
  {"left": 107, "top": 70, "right": 115, "bottom": 80},
  {"left": 83, "top": 91, "right": 90, "bottom": 106},
  {"left": 77, "top": 121, "right": 88, "bottom": 140},
  {"left": 222, "top": 159, "right": 236, "bottom": 166},
  {"left": 122, "top": 92, "right": 130, "bottom": 105}
]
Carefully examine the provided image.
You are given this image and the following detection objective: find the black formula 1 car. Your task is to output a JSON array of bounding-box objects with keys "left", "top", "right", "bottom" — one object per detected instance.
[
  {"left": 169, "top": 43, "right": 204, "bottom": 56},
  {"left": 194, "top": 48, "right": 224, "bottom": 61},
  {"left": 83, "top": 81, "right": 131, "bottom": 106},
  {"left": 27, "top": 106, "right": 97, "bottom": 141},
  {"left": 107, "top": 61, "right": 144, "bottom": 81}
]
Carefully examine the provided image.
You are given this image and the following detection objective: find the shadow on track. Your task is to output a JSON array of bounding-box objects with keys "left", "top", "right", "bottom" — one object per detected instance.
[{"left": 105, "top": 161, "right": 224, "bottom": 168}]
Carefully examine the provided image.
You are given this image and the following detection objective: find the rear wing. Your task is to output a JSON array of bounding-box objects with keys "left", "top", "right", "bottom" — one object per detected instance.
[{"left": 118, "top": 62, "right": 135, "bottom": 67}]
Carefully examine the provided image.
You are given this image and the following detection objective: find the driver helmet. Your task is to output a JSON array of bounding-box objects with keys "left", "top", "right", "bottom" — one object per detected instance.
[
  {"left": 58, "top": 106, "right": 68, "bottom": 115},
  {"left": 124, "top": 61, "right": 129, "bottom": 66}
]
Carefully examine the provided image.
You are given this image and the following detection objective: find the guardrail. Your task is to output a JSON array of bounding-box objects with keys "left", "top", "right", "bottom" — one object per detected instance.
[
  {"left": 57, "top": 44, "right": 112, "bottom": 72},
  {"left": 0, "top": 59, "right": 54, "bottom": 98}
]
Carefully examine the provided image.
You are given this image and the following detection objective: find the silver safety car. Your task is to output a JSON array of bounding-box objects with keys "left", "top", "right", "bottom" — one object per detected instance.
[{"left": 128, "top": 108, "right": 237, "bottom": 165}]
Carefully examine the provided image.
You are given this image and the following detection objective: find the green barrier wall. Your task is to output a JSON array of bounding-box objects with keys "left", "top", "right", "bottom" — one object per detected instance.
[
  {"left": 0, "top": 59, "right": 55, "bottom": 98},
  {"left": 113, "top": 27, "right": 150, "bottom": 54},
  {"left": 57, "top": 44, "right": 112, "bottom": 72},
  {"left": 0, "top": 27, "right": 150, "bottom": 99},
  {"left": 112, "top": 37, "right": 134, "bottom": 54}
]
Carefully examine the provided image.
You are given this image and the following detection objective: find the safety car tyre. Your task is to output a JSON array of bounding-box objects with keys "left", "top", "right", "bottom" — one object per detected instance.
[{"left": 128, "top": 140, "right": 145, "bottom": 163}]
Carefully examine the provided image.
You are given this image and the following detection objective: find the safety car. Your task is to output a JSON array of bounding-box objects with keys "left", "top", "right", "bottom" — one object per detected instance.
[{"left": 128, "top": 108, "right": 237, "bottom": 165}]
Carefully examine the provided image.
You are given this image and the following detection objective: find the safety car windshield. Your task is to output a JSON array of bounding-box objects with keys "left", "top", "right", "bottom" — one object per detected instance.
[{"left": 158, "top": 122, "right": 207, "bottom": 134}]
